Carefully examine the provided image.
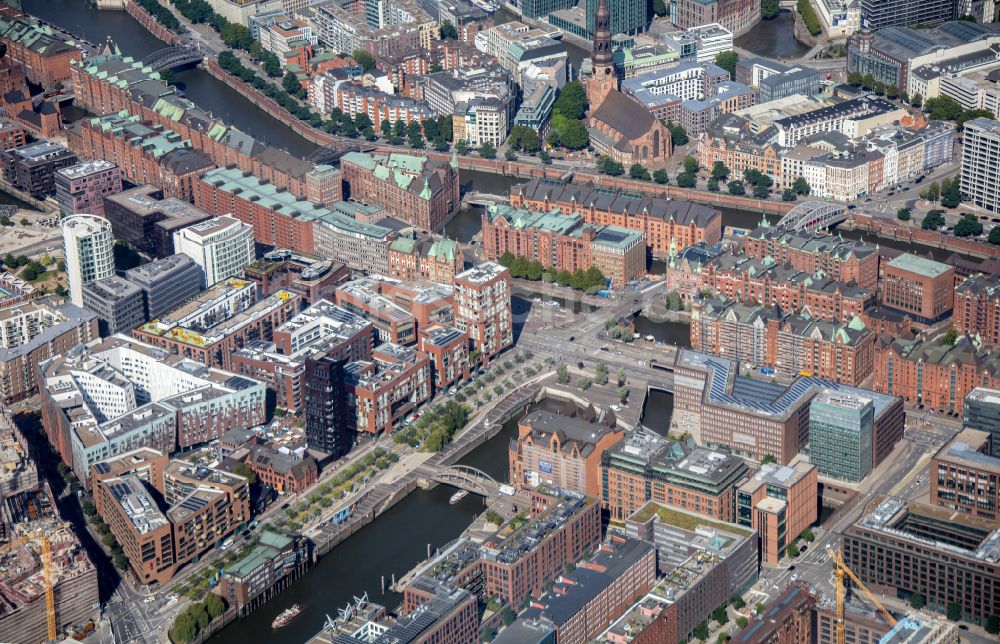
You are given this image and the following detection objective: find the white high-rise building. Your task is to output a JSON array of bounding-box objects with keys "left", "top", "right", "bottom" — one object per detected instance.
[
  {"left": 173, "top": 215, "right": 255, "bottom": 288},
  {"left": 62, "top": 214, "right": 114, "bottom": 307},
  {"left": 961, "top": 117, "right": 1000, "bottom": 213}
]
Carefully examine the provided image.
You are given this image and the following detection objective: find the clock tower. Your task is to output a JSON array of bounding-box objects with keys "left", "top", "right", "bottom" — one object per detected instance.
[{"left": 587, "top": 0, "right": 617, "bottom": 113}]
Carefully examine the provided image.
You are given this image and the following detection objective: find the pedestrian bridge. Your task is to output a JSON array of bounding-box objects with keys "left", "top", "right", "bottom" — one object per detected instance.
[
  {"left": 775, "top": 201, "right": 848, "bottom": 232},
  {"left": 142, "top": 42, "right": 204, "bottom": 71},
  {"left": 418, "top": 464, "right": 501, "bottom": 497},
  {"left": 463, "top": 192, "right": 506, "bottom": 207}
]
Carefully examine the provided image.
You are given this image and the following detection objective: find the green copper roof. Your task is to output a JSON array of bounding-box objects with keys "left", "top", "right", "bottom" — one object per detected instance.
[
  {"left": 887, "top": 253, "right": 952, "bottom": 279},
  {"left": 390, "top": 237, "right": 418, "bottom": 254},
  {"left": 342, "top": 151, "right": 377, "bottom": 170},
  {"left": 428, "top": 238, "right": 457, "bottom": 262},
  {"left": 386, "top": 153, "right": 426, "bottom": 174}
]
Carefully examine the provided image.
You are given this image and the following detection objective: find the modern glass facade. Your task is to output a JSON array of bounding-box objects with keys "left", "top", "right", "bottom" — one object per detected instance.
[
  {"left": 586, "top": 0, "right": 650, "bottom": 37},
  {"left": 809, "top": 391, "right": 874, "bottom": 482},
  {"left": 859, "top": 0, "right": 956, "bottom": 29},
  {"left": 964, "top": 387, "right": 1000, "bottom": 446},
  {"left": 521, "top": 0, "right": 576, "bottom": 19}
]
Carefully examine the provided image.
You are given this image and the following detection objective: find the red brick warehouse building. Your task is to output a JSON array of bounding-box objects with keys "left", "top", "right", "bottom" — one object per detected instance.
[
  {"left": 701, "top": 255, "right": 875, "bottom": 323},
  {"left": 70, "top": 53, "right": 339, "bottom": 200},
  {"left": 481, "top": 204, "right": 647, "bottom": 287},
  {"left": 742, "top": 225, "right": 880, "bottom": 289},
  {"left": 509, "top": 177, "right": 722, "bottom": 258},
  {"left": 67, "top": 112, "right": 215, "bottom": 202},
  {"left": 340, "top": 151, "right": 460, "bottom": 232},
  {"left": 194, "top": 166, "right": 322, "bottom": 254},
  {"left": 873, "top": 333, "right": 1000, "bottom": 414},
  {"left": 0, "top": 16, "right": 82, "bottom": 89}
]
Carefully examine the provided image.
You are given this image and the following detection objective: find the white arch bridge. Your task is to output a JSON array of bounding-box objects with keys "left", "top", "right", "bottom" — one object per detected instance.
[
  {"left": 775, "top": 201, "right": 848, "bottom": 232},
  {"left": 419, "top": 464, "right": 501, "bottom": 497}
]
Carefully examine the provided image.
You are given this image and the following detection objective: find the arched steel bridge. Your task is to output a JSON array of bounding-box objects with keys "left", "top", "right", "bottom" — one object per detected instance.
[
  {"left": 430, "top": 465, "right": 499, "bottom": 497},
  {"left": 142, "top": 42, "right": 204, "bottom": 72},
  {"left": 775, "top": 201, "right": 848, "bottom": 232}
]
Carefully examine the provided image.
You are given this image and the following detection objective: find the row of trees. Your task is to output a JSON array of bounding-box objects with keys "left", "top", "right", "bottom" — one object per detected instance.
[
  {"left": 797, "top": 0, "right": 823, "bottom": 36},
  {"left": 919, "top": 177, "right": 962, "bottom": 208},
  {"left": 170, "top": 594, "right": 226, "bottom": 643},
  {"left": 170, "top": 0, "right": 229, "bottom": 33},
  {"left": 846, "top": 72, "right": 899, "bottom": 99},
  {"left": 496, "top": 253, "right": 608, "bottom": 292},
  {"left": 217, "top": 51, "right": 323, "bottom": 126},
  {"left": 137, "top": 0, "right": 181, "bottom": 31},
  {"left": 596, "top": 156, "right": 669, "bottom": 184},
  {"left": 923, "top": 95, "right": 994, "bottom": 128},
  {"left": 422, "top": 401, "right": 469, "bottom": 452}
]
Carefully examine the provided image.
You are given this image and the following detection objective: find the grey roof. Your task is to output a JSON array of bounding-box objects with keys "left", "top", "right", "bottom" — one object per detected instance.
[
  {"left": 520, "top": 539, "right": 654, "bottom": 627},
  {"left": 678, "top": 348, "right": 900, "bottom": 420},
  {"left": 514, "top": 178, "right": 718, "bottom": 226},
  {"left": 590, "top": 90, "right": 659, "bottom": 140},
  {"left": 0, "top": 299, "right": 97, "bottom": 362},
  {"left": 159, "top": 148, "right": 215, "bottom": 175}
]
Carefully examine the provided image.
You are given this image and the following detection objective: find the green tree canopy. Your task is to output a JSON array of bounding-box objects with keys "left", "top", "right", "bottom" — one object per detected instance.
[
  {"left": 921, "top": 210, "right": 945, "bottom": 230},
  {"left": 553, "top": 81, "right": 587, "bottom": 120},
  {"left": 440, "top": 19, "right": 458, "bottom": 40},
  {"left": 508, "top": 125, "right": 541, "bottom": 152},
  {"left": 598, "top": 155, "right": 624, "bottom": 176},
  {"left": 667, "top": 121, "right": 689, "bottom": 146},
  {"left": 953, "top": 214, "right": 982, "bottom": 237},
  {"left": 352, "top": 49, "right": 376, "bottom": 72},
  {"left": 477, "top": 142, "right": 496, "bottom": 159},
  {"left": 203, "top": 593, "right": 225, "bottom": 619},
  {"left": 924, "top": 95, "right": 964, "bottom": 121},
  {"left": 559, "top": 119, "right": 589, "bottom": 150},
  {"left": 762, "top": 0, "right": 780, "bottom": 19},
  {"left": 675, "top": 172, "right": 696, "bottom": 188},
  {"left": 629, "top": 163, "right": 651, "bottom": 181},
  {"left": 728, "top": 180, "right": 745, "bottom": 195},
  {"left": 711, "top": 161, "right": 730, "bottom": 180},
  {"left": 957, "top": 108, "right": 995, "bottom": 130},
  {"left": 233, "top": 462, "right": 257, "bottom": 485},
  {"left": 653, "top": 168, "right": 669, "bottom": 184},
  {"left": 684, "top": 155, "right": 699, "bottom": 174},
  {"left": 940, "top": 177, "right": 963, "bottom": 208},
  {"left": 715, "top": 51, "right": 739, "bottom": 79},
  {"left": 221, "top": 23, "right": 253, "bottom": 50}
]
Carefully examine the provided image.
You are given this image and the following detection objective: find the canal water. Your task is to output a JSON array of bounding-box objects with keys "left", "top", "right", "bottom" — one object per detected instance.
[
  {"left": 734, "top": 10, "right": 810, "bottom": 60},
  {"left": 208, "top": 396, "right": 561, "bottom": 644},
  {"left": 632, "top": 317, "right": 690, "bottom": 346},
  {"left": 639, "top": 389, "right": 674, "bottom": 437},
  {"left": 23, "top": 0, "right": 318, "bottom": 157}
]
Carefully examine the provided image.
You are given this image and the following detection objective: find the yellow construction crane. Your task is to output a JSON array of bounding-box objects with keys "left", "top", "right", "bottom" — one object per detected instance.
[
  {"left": 0, "top": 531, "right": 57, "bottom": 640},
  {"left": 827, "top": 546, "right": 897, "bottom": 644}
]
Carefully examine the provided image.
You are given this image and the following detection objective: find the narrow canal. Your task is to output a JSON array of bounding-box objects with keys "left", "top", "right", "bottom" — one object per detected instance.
[
  {"left": 735, "top": 10, "right": 810, "bottom": 60},
  {"left": 210, "top": 410, "right": 523, "bottom": 643},
  {"left": 23, "top": 0, "right": 318, "bottom": 157}
]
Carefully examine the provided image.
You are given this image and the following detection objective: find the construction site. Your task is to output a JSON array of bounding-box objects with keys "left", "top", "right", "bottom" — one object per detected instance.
[{"left": 0, "top": 413, "right": 98, "bottom": 644}]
